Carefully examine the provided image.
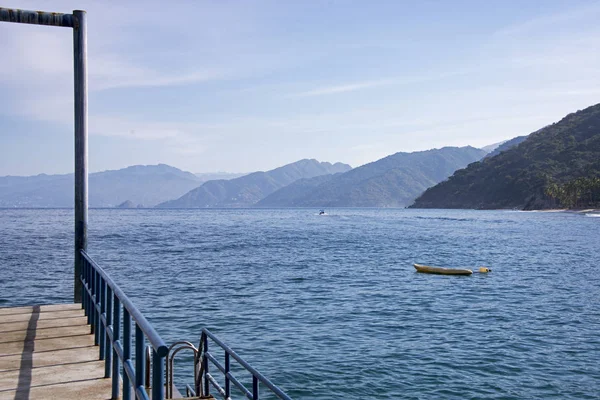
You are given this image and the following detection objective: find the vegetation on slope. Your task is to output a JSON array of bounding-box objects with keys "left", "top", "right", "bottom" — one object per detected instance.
[{"left": 411, "top": 103, "right": 600, "bottom": 209}]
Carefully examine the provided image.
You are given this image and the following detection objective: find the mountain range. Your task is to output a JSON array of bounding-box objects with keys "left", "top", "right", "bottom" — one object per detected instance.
[
  {"left": 1, "top": 164, "right": 203, "bottom": 208},
  {"left": 411, "top": 103, "right": 600, "bottom": 209},
  {"left": 157, "top": 159, "right": 352, "bottom": 208},
  {"left": 7, "top": 105, "right": 592, "bottom": 211},
  {"left": 256, "top": 147, "right": 486, "bottom": 208}
]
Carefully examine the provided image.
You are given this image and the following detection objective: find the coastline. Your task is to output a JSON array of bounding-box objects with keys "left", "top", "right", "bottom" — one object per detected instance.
[{"left": 528, "top": 208, "right": 600, "bottom": 214}]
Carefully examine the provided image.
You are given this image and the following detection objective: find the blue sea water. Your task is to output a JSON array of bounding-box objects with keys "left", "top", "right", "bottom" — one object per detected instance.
[{"left": 1, "top": 208, "right": 599, "bottom": 399}]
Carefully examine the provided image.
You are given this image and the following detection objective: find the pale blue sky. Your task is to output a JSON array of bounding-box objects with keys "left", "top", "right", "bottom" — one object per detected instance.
[{"left": 1, "top": 0, "right": 600, "bottom": 175}]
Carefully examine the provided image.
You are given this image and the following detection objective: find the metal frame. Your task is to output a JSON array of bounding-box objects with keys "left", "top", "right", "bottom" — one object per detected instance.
[
  {"left": 81, "top": 250, "right": 169, "bottom": 400},
  {"left": 194, "top": 329, "right": 292, "bottom": 400},
  {"left": 0, "top": 7, "right": 88, "bottom": 303},
  {"left": 166, "top": 341, "right": 198, "bottom": 399},
  {"left": 2, "top": 8, "right": 293, "bottom": 400}
]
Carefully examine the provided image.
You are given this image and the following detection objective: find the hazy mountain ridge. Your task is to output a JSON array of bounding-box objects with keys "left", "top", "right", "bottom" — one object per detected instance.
[
  {"left": 411, "top": 103, "right": 600, "bottom": 209},
  {"left": 255, "top": 173, "right": 341, "bottom": 207},
  {"left": 257, "top": 147, "right": 486, "bottom": 207},
  {"left": 194, "top": 172, "right": 247, "bottom": 182},
  {"left": 157, "top": 159, "right": 352, "bottom": 208},
  {"left": 484, "top": 135, "right": 529, "bottom": 159},
  {"left": 0, "top": 164, "right": 202, "bottom": 208}
]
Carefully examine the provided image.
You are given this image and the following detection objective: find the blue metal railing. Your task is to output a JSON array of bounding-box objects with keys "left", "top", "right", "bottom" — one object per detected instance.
[
  {"left": 192, "top": 328, "right": 292, "bottom": 400},
  {"left": 80, "top": 250, "right": 168, "bottom": 400}
]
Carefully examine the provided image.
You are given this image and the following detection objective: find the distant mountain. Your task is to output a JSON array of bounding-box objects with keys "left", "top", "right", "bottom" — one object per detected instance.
[
  {"left": 480, "top": 140, "right": 506, "bottom": 154},
  {"left": 157, "top": 159, "right": 352, "bottom": 208},
  {"left": 117, "top": 200, "right": 136, "bottom": 208},
  {"left": 0, "top": 164, "right": 201, "bottom": 208},
  {"left": 255, "top": 147, "right": 486, "bottom": 208},
  {"left": 410, "top": 103, "right": 600, "bottom": 210},
  {"left": 255, "top": 173, "right": 342, "bottom": 207},
  {"left": 194, "top": 172, "right": 247, "bottom": 182},
  {"left": 484, "top": 135, "right": 528, "bottom": 158}
]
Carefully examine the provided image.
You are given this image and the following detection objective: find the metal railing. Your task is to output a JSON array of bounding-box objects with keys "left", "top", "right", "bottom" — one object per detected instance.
[
  {"left": 80, "top": 250, "right": 169, "bottom": 400},
  {"left": 193, "top": 328, "right": 292, "bottom": 400},
  {"left": 166, "top": 341, "right": 198, "bottom": 399}
]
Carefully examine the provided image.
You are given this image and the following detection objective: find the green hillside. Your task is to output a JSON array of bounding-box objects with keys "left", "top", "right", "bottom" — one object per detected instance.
[{"left": 411, "top": 103, "right": 600, "bottom": 209}]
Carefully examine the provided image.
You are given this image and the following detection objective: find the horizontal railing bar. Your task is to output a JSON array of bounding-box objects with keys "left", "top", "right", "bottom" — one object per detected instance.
[
  {"left": 205, "top": 352, "right": 226, "bottom": 374},
  {"left": 186, "top": 384, "right": 196, "bottom": 397},
  {"left": 124, "top": 360, "right": 136, "bottom": 387},
  {"left": 106, "top": 326, "right": 114, "bottom": 343},
  {"left": 228, "top": 373, "right": 253, "bottom": 400},
  {"left": 114, "top": 340, "right": 124, "bottom": 362},
  {"left": 206, "top": 373, "right": 227, "bottom": 398},
  {"left": 82, "top": 250, "right": 168, "bottom": 356},
  {"left": 135, "top": 385, "right": 150, "bottom": 400},
  {"left": 203, "top": 329, "right": 291, "bottom": 400},
  {"left": 0, "top": 7, "right": 74, "bottom": 27}
]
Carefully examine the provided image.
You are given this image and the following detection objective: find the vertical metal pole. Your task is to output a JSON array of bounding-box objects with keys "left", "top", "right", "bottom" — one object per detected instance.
[
  {"left": 152, "top": 349, "right": 165, "bottom": 400},
  {"left": 105, "top": 287, "right": 113, "bottom": 378},
  {"left": 135, "top": 324, "right": 145, "bottom": 393},
  {"left": 83, "top": 259, "right": 89, "bottom": 316},
  {"left": 99, "top": 278, "right": 106, "bottom": 360},
  {"left": 73, "top": 9, "right": 88, "bottom": 303},
  {"left": 123, "top": 309, "right": 132, "bottom": 400},
  {"left": 202, "top": 335, "right": 209, "bottom": 396},
  {"left": 252, "top": 376, "right": 259, "bottom": 400},
  {"left": 89, "top": 267, "right": 95, "bottom": 331},
  {"left": 94, "top": 270, "right": 100, "bottom": 345},
  {"left": 225, "top": 352, "right": 230, "bottom": 398},
  {"left": 112, "top": 296, "right": 121, "bottom": 400},
  {"left": 80, "top": 255, "right": 85, "bottom": 310}
]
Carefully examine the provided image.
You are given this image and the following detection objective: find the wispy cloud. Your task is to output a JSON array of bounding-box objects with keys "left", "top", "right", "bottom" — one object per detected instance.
[
  {"left": 494, "top": 2, "right": 600, "bottom": 37},
  {"left": 292, "top": 79, "right": 397, "bottom": 97},
  {"left": 289, "top": 69, "right": 472, "bottom": 98}
]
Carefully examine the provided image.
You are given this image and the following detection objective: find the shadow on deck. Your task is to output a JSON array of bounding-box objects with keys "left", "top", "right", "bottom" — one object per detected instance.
[{"left": 0, "top": 303, "right": 113, "bottom": 399}]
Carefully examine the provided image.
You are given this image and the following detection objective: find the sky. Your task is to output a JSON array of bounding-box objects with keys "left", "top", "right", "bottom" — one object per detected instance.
[{"left": 1, "top": 0, "right": 600, "bottom": 176}]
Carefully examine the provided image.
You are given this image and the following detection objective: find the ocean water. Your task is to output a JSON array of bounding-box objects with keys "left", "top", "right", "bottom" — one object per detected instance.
[{"left": 1, "top": 208, "right": 599, "bottom": 399}]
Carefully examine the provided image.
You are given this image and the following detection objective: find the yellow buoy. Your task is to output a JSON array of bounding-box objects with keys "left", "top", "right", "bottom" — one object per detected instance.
[{"left": 479, "top": 267, "right": 491, "bottom": 273}]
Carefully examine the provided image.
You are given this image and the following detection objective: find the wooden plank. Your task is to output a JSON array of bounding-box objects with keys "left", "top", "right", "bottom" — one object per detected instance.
[{"left": 0, "top": 304, "right": 112, "bottom": 399}]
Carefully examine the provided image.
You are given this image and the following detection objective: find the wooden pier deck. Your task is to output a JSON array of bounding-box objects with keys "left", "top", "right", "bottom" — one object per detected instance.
[{"left": 0, "top": 303, "right": 113, "bottom": 399}]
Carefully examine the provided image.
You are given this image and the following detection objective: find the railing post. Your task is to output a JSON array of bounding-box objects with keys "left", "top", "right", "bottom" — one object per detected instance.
[
  {"left": 94, "top": 270, "right": 100, "bottom": 345},
  {"left": 152, "top": 349, "right": 165, "bottom": 400},
  {"left": 82, "top": 258, "right": 89, "bottom": 317},
  {"left": 89, "top": 266, "right": 95, "bottom": 332},
  {"left": 135, "top": 324, "right": 145, "bottom": 394},
  {"left": 80, "top": 254, "right": 85, "bottom": 310},
  {"left": 253, "top": 376, "right": 259, "bottom": 400},
  {"left": 225, "top": 351, "right": 230, "bottom": 398},
  {"left": 105, "top": 287, "right": 113, "bottom": 378},
  {"left": 203, "top": 335, "right": 209, "bottom": 396},
  {"left": 123, "top": 309, "right": 132, "bottom": 400},
  {"left": 73, "top": 9, "right": 87, "bottom": 304},
  {"left": 112, "top": 296, "right": 121, "bottom": 400},
  {"left": 99, "top": 277, "right": 106, "bottom": 360}
]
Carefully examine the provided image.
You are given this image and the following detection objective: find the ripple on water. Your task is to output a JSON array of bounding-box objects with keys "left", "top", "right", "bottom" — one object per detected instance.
[{"left": 1, "top": 208, "right": 599, "bottom": 399}]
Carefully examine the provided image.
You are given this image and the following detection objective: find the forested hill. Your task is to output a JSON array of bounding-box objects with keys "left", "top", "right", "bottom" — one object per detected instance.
[{"left": 411, "top": 103, "right": 600, "bottom": 210}]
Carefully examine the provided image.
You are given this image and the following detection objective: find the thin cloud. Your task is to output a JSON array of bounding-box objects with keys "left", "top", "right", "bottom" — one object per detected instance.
[
  {"left": 292, "top": 79, "right": 397, "bottom": 97},
  {"left": 494, "top": 2, "right": 600, "bottom": 37},
  {"left": 290, "top": 69, "right": 472, "bottom": 98}
]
